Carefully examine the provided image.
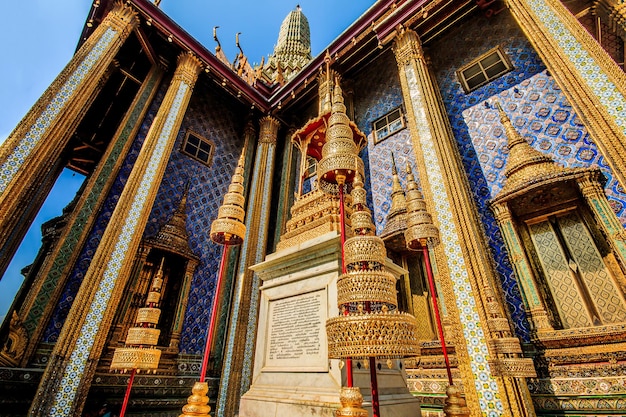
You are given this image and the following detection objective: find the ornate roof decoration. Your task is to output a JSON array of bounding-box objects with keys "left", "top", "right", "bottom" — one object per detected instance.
[
  {"left": 491, "top": 102, "right": 601, "bottom": 207},
  {"left": 145, "top": 186, "right": 198, "bottom": 260},
  {"left": 380, "top": 154, "right": 409, "bottom": 251},
  {"left": 261, "top": 5, "right": 312, "bottom": 83}
]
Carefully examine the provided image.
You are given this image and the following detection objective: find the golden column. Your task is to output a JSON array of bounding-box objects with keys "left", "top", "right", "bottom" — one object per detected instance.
[
  {"left": 506, "top": 0, "right": 626, "bottom": 188},
  {"left": 392, "top": 28, "right": 535, "bottom": 416},
  {"left": 18, "top": 67, "right": 163, "bottom": 365},
  {"left": 217, "top": 115, "right": 280, "bottom": 417},
  {"left": 0, "top": 2, "right": 139, "bottom": 278},
  {"left": 28, "top": 52, "right": 202, "bottom": 417}
]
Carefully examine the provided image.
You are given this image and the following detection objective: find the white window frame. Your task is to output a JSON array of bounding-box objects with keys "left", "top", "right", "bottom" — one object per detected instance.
[{"left": 457, "top": 46, "right": 514, "bottom": 93}]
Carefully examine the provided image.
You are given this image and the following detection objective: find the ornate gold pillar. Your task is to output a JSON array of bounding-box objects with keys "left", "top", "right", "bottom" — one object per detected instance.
[
  {"left": 0, "top": 2, "right": 140, "bottom": 278},
  {"left": 506, "top": 0, "right": 626, "bottom": 188},
  {"left": 490, "top": 203, "right": 554, "bottom": 333},
  {"left": 17, "top": 67, "right": 163, "bottom": 365},
  {"left": 217, "top": 115, "right": 279, "bottom": 417},
  {"left": 28, "top": 52, "right": 202, "bottom": 417},
  {"left": 392, "top": 29, "right": 535, "bottom": 416},
  {"left": 578, "top": 171, "right": 626, "bottom": 265},
  {"left": 272, "top": 126, "right": 298, "bottom": 246}
]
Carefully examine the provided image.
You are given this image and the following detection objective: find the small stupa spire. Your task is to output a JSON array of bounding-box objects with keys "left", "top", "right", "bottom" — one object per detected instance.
[
  {"left": 495, "top": 102, "right": 558, "bottom": 189},
  {"left": 404, "top": 163, "right": 439, "bottom": 250}
]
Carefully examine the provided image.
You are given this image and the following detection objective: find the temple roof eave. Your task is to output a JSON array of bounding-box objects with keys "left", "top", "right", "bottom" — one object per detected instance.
[
  {"left": 490, "top": 166, "right": 604, "bottom": 207},
  {"left": 83, "top": 0, "right": 478, "bottom": 115}
]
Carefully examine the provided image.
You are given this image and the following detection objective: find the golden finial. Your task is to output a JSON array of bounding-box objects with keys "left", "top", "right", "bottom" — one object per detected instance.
[
  {"left": 110, "top": 257, "right": 164, "bottom": 373},
  {"left": 317, "top": 77, "right": 364, "bottom": 194},
  {"left": 388, "top": 153, "right": 407, "bottom": 216},
  {"left": 179, "top": 382, "right": 211, "bottom": 417},
  {"left": 210, "top": 149, "right": 247, "bottom": 245},
  {"left": 404, "top": 163, "right": 439, "bottom": 250}
]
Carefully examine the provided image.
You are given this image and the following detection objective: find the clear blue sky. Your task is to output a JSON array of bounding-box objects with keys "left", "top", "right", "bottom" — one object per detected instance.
[{"left": 0, "top": 0, "right": 374, "bottom": 321}]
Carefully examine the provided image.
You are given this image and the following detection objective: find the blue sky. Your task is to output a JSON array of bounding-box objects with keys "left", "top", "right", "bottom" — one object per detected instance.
[{"left": 0, "top": 0, "right": 374, "bottom": 321}]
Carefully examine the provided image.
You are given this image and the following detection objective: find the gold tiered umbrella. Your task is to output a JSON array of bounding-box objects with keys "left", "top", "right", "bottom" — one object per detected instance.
[
  {"left": 316, "top": 76, "right": 365, "bottom": 390},
  {"left": 326, "top": 173, "right": 420, "bottom": 417},
  {"left": 110, "top": 258, "right": 165, "bottom": 417},
  {"left": 316, "top": 77, "right": 364, "bottom": 195},
  {"left": 403, "top": 164, "right": 469, "bottom": 417},
  {"left": 180, "top": 150, "right": 247, "bottom": 417}
]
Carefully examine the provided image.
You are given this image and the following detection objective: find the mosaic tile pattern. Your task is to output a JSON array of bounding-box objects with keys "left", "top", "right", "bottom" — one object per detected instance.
[
  {"left": 405, "top": 64, "right": 504, "bottom": 416},
  {"left": 43, "top": 79, "right": 170, "bottom": 342},
  {"left": 217, "top": 141, "right": 275, "bottom": 416},
  {"left": 0, "top": 28, "right": 117, "bottom": 195},
  {"left": 430, "top": 10, "right": 626, "bottom": 342},
  {"left": 50, "top": 80, "right": 190, "bottom": 415},
  {"left": 352, "top": 49, "right": 405, "bottom": 221},
  {"left": 24, "top": 70, "right": 160, "bottom": 338},
  {"left": 151, "top": 82, "right": 246, "bottom": 355},
  {"left": 525, "top": 0, "right": 626, "bottom": 133}
]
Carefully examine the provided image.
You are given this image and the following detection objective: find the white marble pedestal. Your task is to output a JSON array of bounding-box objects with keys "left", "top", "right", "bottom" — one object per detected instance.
[{"left": 238, "top": 232, "right": 422, "bottom": 417}]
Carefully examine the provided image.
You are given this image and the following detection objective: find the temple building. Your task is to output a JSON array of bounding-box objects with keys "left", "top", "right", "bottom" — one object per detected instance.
[{"left": 1, "top": 0, "right": 626, "bottom": 416}]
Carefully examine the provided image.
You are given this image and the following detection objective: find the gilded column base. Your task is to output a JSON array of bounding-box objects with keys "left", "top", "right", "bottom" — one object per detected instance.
[
  {"left": 335, "top": 387, "right": 368, "bottom": 417},
  {"left": 180, "top": 381, "right": 211, "bottom": 417},
  {"left": 443, "top": 385, "right": 470, "bottom": 417}
]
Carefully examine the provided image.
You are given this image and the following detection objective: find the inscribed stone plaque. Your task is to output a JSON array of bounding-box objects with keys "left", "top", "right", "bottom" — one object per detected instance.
[{"left": 264, "top": 289, "right": 328, "bottom": 372}]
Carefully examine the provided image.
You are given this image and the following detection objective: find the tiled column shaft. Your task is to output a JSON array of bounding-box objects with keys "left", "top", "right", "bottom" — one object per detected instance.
[
  {"left": 272, "top": 127, "right": 297, "bottom": 246},
  {"left": 0, "top": 3, "right": 139, "bottom": 278},
  {"left": 506, "top": 0, "right": 626, "bottom": 188},
  {"left": 578, "top": 172, "right": 626, "bottom": 265},
  {"left": 17, "top": 67, "right": 163, "bottom": 365},
  {"left": 491, "top": 203, "right": 554, "bottom": 333},
  {"left": 28, "top": 52, "right": 202, "bottom": 417},
  {"left": 217, "top": 115, "right": 279, "bottom": 417},
  {"left": 393, "top": 29, "right": 534, "bottom": 417}
]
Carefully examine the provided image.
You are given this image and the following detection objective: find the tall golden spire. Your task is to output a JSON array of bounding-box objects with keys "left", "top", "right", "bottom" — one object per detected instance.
[
  {"left": 110, "top": 258, "right": 165, "bottom": 373},
  {"left": 181, "top": 148, "right": 248, "bottom": 417},
  {"left": 317, "top": 77, "right": 364, "bottom": 194},
  {"left": 389, "top": 154, "right": 408, "bottom": 217},
  {"left": 404, "top": 163, "right": 439, "bottom": 249},
  {"left": 327, "top": 171, "right": 420, "bottom": 356},
  {"left": 209, "top": 150, "right": 247, "bottom": 245},
  {"left": 380, "top": 154, "right": 409, "bottom": 249}
]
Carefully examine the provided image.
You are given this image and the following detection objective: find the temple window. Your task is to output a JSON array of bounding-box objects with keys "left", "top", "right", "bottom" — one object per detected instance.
[
  {"left": 182, "top": 131, "right": 214, "bottom": 166},
  {"left": 519, "top": 205, "right": 626, "bottom": 329},
  {"left": 373, "top": 107, "right": 405, "bottom": 143},
  {"left": 457, "top": 46, "right": 513, "bottom": 92}
]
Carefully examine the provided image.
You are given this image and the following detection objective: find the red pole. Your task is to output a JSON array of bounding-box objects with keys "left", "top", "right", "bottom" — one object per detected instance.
[
  {"left": 366, "top": 300, "right": 380, "bottom": 417},
  {"left": 422, "top": 244, "right": 453, "bottom": 385},
  {"left": 119, "top": 368, "right": 137, "bottom": 417},
  {"left": 338, "top": 185, "right": 353, "bottom": 387},
  {"left": 200, "top": 244, "right": 230, "bottom": 382}
]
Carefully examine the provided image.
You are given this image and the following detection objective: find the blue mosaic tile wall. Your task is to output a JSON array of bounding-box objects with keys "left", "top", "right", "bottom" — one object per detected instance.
[
  {"left": 352, "top": 49, "right": 413, "bottom": 229},
  {"left": 43, "top": 78, "right": 248, "bottom": 358},
  {"left": 42, "top": 78, "right": 169, "bottom": 342},
  {"left": 429, "top": 10, "right": 626, "bottom": 341},
  {"left": 145, "top": 81, "right": 246, "bottom": 355}
]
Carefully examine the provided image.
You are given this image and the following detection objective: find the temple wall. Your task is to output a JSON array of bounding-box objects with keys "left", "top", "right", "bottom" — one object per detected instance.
[
  {"left": 39, "top": 76, "right": 247, "bottom": 360},
  {"left": 40, "top": 78, "right": 170, "bottom": 346},
  {"left": 352, "top": 49, "right": 418, "bottom": 234},
  {"left": 428, "top": 9, "right": 626, "bottom": 342}
]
